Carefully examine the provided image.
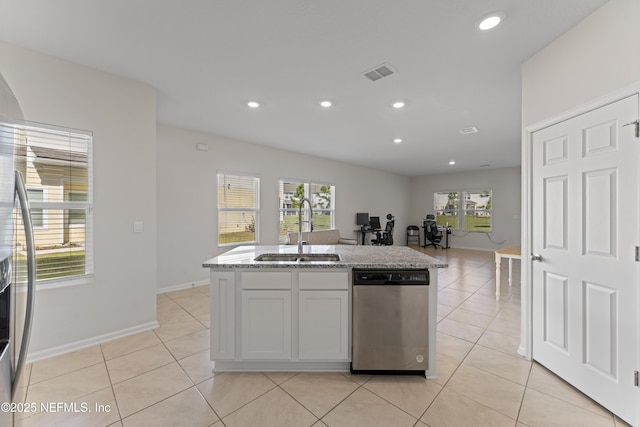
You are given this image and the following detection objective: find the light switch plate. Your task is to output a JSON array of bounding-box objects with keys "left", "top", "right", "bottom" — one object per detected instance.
[{"left": 133, "top": 221, "right": 144, "bottom": 233}]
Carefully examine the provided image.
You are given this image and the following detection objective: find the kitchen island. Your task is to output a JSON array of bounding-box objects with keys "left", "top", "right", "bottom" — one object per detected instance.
[{"left": 203, "top": 245, "right": 446, "bottom": 377}]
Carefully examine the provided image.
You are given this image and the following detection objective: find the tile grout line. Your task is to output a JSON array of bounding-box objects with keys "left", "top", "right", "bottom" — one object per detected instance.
[
  {"left": 97, "top": 342, "right": 125, "bottom": 424},
  {"left": 213, "top": 373, "right": 285, "bottom": 425}
]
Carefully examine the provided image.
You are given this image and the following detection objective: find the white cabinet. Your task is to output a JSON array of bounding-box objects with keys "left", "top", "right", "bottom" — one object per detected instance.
[
  {"left": 210, "top": 268, "right": 351, "bottom": 369},
  {"left": 299, "top": 290, "right": 348, "bottom": 360},
  {"left": 241, "top": 290, "right": 292, "bottom": 359},
  {"left": 240, "top": 271, "right": 292, "bottom": 360},
  {"left": 299, "top": 271, "right": 349, "bottom": 360},
  {"left": 210, "top": 271, "right": 236, "bottom": 360}
]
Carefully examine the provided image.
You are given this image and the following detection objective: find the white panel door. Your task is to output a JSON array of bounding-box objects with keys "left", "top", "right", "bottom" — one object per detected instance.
[{"left": 532, "top": 95, "right": 639, "bottom": 424}]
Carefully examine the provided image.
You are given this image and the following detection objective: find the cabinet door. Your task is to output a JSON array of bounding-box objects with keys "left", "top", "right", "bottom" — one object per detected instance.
[
  {"left": 241, "top": 290, "right": 291, "bottom": 359},
  {"left": 299, "top": 291, "right": 349, "bottom": 360},
  {"left": 211, "top": 271, "right": 235, "bottom": 360}
]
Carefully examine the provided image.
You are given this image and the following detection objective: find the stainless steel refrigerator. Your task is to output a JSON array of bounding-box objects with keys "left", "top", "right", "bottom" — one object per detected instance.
[{"left": 0, "top": 73, "right": 36, "bottom": 426}]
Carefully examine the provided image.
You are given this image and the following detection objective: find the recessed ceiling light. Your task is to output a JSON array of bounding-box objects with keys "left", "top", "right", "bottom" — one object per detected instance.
[
  {"left": 320, "top": 100, "right": 332, "bottom": 108},
  {"left": 449, "top": 161, "right": 456, "bottom": 165},
  {"left": 393, "top": 138, "right": 403, "bottom": 144},
  {"left": 477, "top": 12, "right": 505, "bottom": 31},
  {"left": 392, "top": 101, "right": 405, "bottom": 109},
  {"left": 247, "top": 101, "right": 260, "bottom": 108}
]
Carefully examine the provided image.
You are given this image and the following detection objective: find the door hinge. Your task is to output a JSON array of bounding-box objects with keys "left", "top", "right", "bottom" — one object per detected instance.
[
  {"left": 635, "top": 246, "right": 640, "bottom": 262},
  {"left": 635, "top": 370, "right": 639, "bottom": 387},
  {"left": 624, "top": 120, "right": 639, "bottom": 138}
]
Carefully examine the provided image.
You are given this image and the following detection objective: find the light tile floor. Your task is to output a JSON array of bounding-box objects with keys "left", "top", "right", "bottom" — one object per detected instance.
[{"left": 16, "top": 248, "right": 633, "bottom": 426}]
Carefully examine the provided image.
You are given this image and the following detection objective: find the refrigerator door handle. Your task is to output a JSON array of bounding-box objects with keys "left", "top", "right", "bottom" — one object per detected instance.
[{"left": 12, "top": 170, "right": 35, "bottom": 399}]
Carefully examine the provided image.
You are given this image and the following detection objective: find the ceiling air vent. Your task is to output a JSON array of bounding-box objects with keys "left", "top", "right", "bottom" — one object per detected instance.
[
  {"left": 459, "top": 126, "right": 479, "bottom": 135},
  {"left": 363, "top": 63, "right": 396, "bottom": 82}
]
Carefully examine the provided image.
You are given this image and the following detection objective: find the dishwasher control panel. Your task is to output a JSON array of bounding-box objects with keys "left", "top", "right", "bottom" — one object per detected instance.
[{"left": 353, "top": 269, "right": 429, "bottom": 285}]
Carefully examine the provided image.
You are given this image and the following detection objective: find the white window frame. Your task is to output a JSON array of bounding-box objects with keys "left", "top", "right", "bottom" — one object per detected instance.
[
  {"left": 433, "top": 191, "right": 460, "bottom": 230},
  {"left": 434, "top": 189, "right": 493, "bottom": 233},
  {"left": 26, "top": 186, "right": 47, "bottom": 229},
  {"left": 66, "top": 189, "right": 88, "bottom": 228},
  {"left": 21, "top": 121, "right": 93, "bottom": 287},
  {"left": 278, "top": 179, "right": 335, "bottom": 243},
  {"left": 462, "top": 189, "right": 493, "bottom": 232},
  {"left": 217, "top": 172, "right": 260, "bottom": 247}
]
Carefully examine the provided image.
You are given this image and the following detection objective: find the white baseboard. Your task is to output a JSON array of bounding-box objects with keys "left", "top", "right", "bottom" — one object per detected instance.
[
  {"left": 517, "top": 344, "right": 528, "bottom": 359},
  {"left": 26, "top": 320, "right": 160, "bottom": 364},
  {"left": 441, "top": 245, "right": 496, "bottom": 252},
  {"left": 156, "top": 280, "right": 209, "bottom": 294}
]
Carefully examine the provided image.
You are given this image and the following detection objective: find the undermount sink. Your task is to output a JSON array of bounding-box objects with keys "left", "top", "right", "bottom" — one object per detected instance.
[
  {"left": 254, "top": 254, "right": 299, "bottom": 262},
  {"left": 254, "top": 253, "right": 341, "bottom": 262},
  {"left": 296, "top": 254, "right": 341, "bottom": 262}
]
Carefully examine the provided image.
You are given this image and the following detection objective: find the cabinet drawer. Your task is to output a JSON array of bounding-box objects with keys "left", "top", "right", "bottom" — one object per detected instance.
[
  {"left": 299, "top": 271, "right": 349, "bottom": 290},
  {"left": 242, "top": 272, "right": 292, "bottom": 289}
]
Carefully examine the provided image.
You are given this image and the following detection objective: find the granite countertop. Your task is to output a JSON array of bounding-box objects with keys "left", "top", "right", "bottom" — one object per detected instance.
[{"left": 202, "top": 245, "right": 447, "bottom": 269}]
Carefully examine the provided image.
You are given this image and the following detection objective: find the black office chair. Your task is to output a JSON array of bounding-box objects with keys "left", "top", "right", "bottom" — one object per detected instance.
[
  {"left": 372, "top": 214, "right": 395, "bottom": 245},
  {"left": 424, "top": 220, "right": 443, "bottom": 249}
]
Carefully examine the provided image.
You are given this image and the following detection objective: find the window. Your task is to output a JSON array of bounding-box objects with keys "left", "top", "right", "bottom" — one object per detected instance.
[
  {"left": 463, "top": 190, "right": 492, "bottom": 232},
  {"left": 217, "top": 173, "right": 260, "bottom": 246},
  {"left": 15, "top": 122, "right": 93, "bottom": 284},
  {"left": 67, "top": 191, "right": 88, "bottom": 226},
  {"left": 434, "top": 192, "right": 460, "bottom": 230},
  {"left": 26, "top": 188, "right": 45, "bottom": 228},
  {"left": 278, "top": 180, "right": 335, "bottom": 243},
  {"left": 434, "top": 189, "right": 492, "bottom": 232}
]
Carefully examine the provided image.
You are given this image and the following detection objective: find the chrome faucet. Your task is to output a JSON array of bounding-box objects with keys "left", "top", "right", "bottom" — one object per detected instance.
[{"left": 298, "top": 197, "right": 313, "bottom": 254}]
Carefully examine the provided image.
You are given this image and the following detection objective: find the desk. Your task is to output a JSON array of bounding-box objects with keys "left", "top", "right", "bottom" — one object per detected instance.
[
  {"left": 438, "top": 226, "right": 451, "bottom": 249},
  {"left": 354, "top": 229, "right": 381, "bottom": 245},
  {"left": 495, "top": 245, "right": 521, "bottom": 300}
]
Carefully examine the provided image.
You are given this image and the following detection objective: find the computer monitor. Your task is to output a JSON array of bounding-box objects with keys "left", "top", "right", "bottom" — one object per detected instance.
[
  {"left": 356, "top": 212, "right": 369, "bottom": 230},
  {"left": 369, "top": 216, "right": 381, "bottom": 230}
]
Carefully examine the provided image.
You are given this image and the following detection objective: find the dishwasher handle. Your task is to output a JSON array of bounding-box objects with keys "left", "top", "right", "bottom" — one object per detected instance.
[
  {"left": 383, "top": 280, "right": 429, "bottom": 286},
  {"left": 352, "top": 280, "right": 429, "bottom": 286}
]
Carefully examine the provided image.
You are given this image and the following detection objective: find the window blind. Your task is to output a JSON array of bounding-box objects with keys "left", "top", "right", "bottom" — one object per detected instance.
[
  {"left": 13, "top": 122, "right": 93, "bottom": 284},
  {"left": 217, "top": 173, "right": 259, "bottom": 245}
]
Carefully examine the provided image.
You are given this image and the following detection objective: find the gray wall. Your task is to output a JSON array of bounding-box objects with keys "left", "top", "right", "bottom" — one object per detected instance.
[
  {"left": 409, "top": 167, "right": 521, "bottom": 251},
  {"left": 156, "top": 124, "right": 412, "bottom": 290},
  {"left": 0, "top": 42, "right": 158, "bottom": 357},
  {"left": 522, "top": 0, "right": 640, "bottom": 128}
]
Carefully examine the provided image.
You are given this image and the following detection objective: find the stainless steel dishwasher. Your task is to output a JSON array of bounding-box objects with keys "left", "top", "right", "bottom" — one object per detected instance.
[{"left": 351, "top": 269, "right": 429, "bottom": 375}]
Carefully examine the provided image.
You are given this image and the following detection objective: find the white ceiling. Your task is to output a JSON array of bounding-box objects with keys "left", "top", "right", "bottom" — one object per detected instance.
[{"left": 1, "top": 0, "right": 609, "bottom": 176}]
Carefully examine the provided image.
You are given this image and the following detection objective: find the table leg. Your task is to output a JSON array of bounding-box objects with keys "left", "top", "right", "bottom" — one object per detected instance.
[
  {"left": 495, "top": 253, "right": 501, "bottom": 300},
  {"left": 508, "top": 258, "right": 513, "bottom": 287}
]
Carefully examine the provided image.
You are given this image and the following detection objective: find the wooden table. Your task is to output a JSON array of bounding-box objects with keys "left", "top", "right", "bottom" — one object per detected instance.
[{"left": 495, "top": 245, "right": 521, "bottom": 299}]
